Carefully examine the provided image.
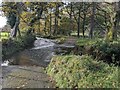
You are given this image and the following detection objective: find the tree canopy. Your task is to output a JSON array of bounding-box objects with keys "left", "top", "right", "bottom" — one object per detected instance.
[{"left": 2, "top": 2, "right": 120, "bottom": 40}]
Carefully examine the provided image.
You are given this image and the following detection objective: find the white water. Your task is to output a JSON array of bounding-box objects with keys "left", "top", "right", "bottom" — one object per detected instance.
[
  {"left": 1, "top": 37, "right": 55, "bottom": 66},
  {"left": 32, "top": 38, "right": 55, "bottom": 50},
  {"left": 1, "top": 60, "right": 9, "bottom": 66},
  {"left": 1, "top": 37, "right": 75, "bottom": 66}
]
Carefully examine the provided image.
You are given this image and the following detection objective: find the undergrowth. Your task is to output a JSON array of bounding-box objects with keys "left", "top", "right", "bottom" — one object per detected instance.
[{"left": 46, "top": 55, "right": 118, "bottom": 88}]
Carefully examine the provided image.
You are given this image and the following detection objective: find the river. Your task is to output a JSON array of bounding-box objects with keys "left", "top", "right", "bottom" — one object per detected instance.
[
  {"left": 1, "top": 37, "right": 56, "bottom": 67},
  {"left": 1, "top": 37, "right": 57, "bottom": 88},
  {"left": 1, "top": 37, "right": 75, "bottom": 88}
]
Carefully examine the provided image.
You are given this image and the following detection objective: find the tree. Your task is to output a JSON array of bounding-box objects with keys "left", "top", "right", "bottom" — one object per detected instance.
[
  {"left": 26, "top": 2, "right": 47, "bottom": 34},
  {"left": 113, "top": 2, "right": 120, "bottom": 39},
  {"left": 65, "top": 2, "right": 73, "bottom": 36},
  {"left": 71, "top": 2, "right": 83, "bottom": 37},
  {"left": 53, "top": 3, "right": 62, "bottom": 35},
  {"left": 82, "top": 3, "right": 86, "bottom": 37},
  {"left": 2, "top": 2, "right": 23, "bottom": 37},
  {"left": 89, "top": 2, "right": 96, "bottom": 39}
]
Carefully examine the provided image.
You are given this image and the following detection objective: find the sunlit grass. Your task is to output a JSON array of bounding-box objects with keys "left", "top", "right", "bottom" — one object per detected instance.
[
  {"left": 0, "top": 32, "right": 10, "bottom": 40},
  {"left": 71, "top": 32, "right": 88, "bottom": 36},
  {"left": 46, "top": 55, "right": 118, "bottom": 88}
]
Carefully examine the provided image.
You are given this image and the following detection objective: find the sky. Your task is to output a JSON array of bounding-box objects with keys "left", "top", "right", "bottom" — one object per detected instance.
[
  {"left": 0, "top": 0, "right": 7, "bottom": 28},
  {"left": 0, "top": 16, "right": 7, "bottom": 28}
]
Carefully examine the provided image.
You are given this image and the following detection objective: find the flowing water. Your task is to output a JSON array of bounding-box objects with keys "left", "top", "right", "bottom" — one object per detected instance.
[
  {"left": 1, "top": 37, "right": 75, "bottom": 66},
  {"left": 2, "top": 37, "right": 56, "bottom": 67},
  {"left": 1, "top": 37, "right": 75, "bottom": 88},
  {"left": 1, "top": 37, "right": 57, "bottom": 88}
]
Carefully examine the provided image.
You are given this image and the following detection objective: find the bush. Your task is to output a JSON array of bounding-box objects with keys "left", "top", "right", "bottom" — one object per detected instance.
[
  {"left": 76, "top": 39, "right": 120, "bottom": 65},
  {"left": 2, "top": 33, "right": 36, "bottom": 60},
  {"left": 16, "top": 33, "right": 36, "bottom": 47},
  {"left": 46, "top": 55, "right": 118, "bottom": 88}
]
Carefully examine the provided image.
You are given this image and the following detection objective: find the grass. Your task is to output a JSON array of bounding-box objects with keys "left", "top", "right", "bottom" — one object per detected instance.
[
  {"left": 40, "top": 35, "right": 68, "bottom": 44},
  {"left": 76, "top": 38, "right": 103, "bottom": 46},
  {"left": 46, "top": 55, "right": 119, "bottom": 88},
  {"left": 76, "top": 38, "right": 120, "bottom": 65},
  {"left": 55, "top": 36, "right": 67, "bottom": 44},
  {"left": 71, "top": 32, "right": 88, "bottom": 37},
  {"left": 0, "top": 32, "right": 10, "bottom": 40}
]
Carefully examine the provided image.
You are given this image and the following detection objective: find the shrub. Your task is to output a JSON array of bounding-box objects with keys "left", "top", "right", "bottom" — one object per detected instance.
[
  {"left": 76, "top": 39, "right": 120, "bottom": 65},
  {"left": 46, "top": 55, "right": 118, "bottom": 88},
  {"left": 92, "top": 40, "right": 120, "bottom": 65},
  {"left": 2, "top": 33, "right": 36, "bottom": 60}
]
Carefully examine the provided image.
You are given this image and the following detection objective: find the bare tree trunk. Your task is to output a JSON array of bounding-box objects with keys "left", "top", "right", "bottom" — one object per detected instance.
[
  {"left": 82, "top": 13, "right": 86, "bottom": 38},
  {"left": 82, "top": 3, "right": 86, "bottom": 38},
  {"left": 39, "top": 19, "right": 41, "bottom": 34},
  {"left": 54, "top": 4, "right": 59, "bottom": 36},
  {"left": 77, "top": 9, "right": 80, "bottom": 37},
  {"left": 17, "top": 25, "right": 21, "bottom": 37},
  {"left": 54, "top": 16, "right": 57, "bottom": 35},
  {"left": 49, "top": 12, "right": 52, "bottom": 36},
  {"left": 10, "top": 16, "right": 20, "bottom": 38},
  {"left": 113, "top": 2, "right": 120, "bottom": 39},
  {"left": 69, "top": 2, "right": 73, "bottom": 36},
  {"left": 44, "top": 18, "right": 47, "bottom": 35},
  {"left": 89, "top": 2, "right": 96, "bottom": 39},
  {"left": 113, "top": 15, "right": 118, "bottom": 39}
]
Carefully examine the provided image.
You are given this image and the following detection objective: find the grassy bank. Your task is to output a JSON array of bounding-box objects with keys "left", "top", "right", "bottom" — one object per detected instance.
[
  {"left": 76, "top": 38, "right": 120, "bottom": 65},
  {"left": 46, "top": 55, "right": 118, "bottom": 88},
  {"left": 0, "top": 32, "right": 10, "bottom": 40},
  {"left": 2, "top": 33, "right": 36, "bottom": 60},
  {"left": 40, "top": 35, "right": 67, "bottom": 44}
]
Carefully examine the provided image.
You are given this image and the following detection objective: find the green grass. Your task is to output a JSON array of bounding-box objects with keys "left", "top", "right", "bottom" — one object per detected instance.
[
  {"left": 0, "top": 32, "right": 10, "bottom": 40},
  {"left": 76, "top": 38, "right": 120, "bottom": 65},
  {"left": 55, "top": 37, "right": 67, "bottom": 44},
  {"left": 71, "top": 32, "right": 88, "bottom": 36},
  {"left": 76, "top": 38, "right": 103, "bottom": 46},
  {"left": 46, "top": 55, "right": 118, "bottom": 88}
]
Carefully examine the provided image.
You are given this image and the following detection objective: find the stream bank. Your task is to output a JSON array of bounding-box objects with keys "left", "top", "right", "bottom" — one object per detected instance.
[
  {"left": 2, "top": 34, "right": 36, "bottom": 62},
  {"left": 1, "top": 37, "right": 76, "bottom": 88}
]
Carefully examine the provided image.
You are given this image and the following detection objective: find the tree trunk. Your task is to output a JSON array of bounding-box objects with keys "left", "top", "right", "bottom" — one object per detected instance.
[
  {"left": 10, "top": 16, "right": 20, "bottom": 38},
  {"left": 113, "top": 14, "right": 118, "bottom": 39},
  {"left": 44, "top": 18, "right": 47, "bottom": 35},
  {"left": 89, "top": 2, "right": 96, "bottom": 39},
  {"left": 82, "top": 3, "right": 86, "bottom": 38},
  {"left": 82, "top": 13, "right": 86, "bottom": 38},
  {"left": 17, "top": 25, "right": 21, "bottom": 37},
  {"left": 29, "top": 6, "right": 43, "bottom": 28},
  {"left": 39, "top": 19, "right": 41, "bottom": 34},
  {"left": 54, "top": 4, "right": 59, "bottom": 36},
  {"left": 113, "top": 2, "right": 120, "bottom": 39},
  {"left": 54, "top": 16, "right": 57, "bottom": 35},
  {"left": 49, "top": 12, "right": 52, "bottom": 36},
  {"left": 82, "top": 2, "right": 86, "bottom": 37},
  {"left": 69, "top": 2, "right": 73, "bottom": 36},
  {"left": 77, "top": 9, "right": 80, "bottom": 38}
]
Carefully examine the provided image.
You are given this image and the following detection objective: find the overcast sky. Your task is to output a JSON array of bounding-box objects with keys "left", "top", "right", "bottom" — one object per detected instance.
[
  {"left": 0, "top": 0, "right": 7, "bottom": 28},
  {"left": 0, "top": 16, "right": 7, "bottom": 28}
]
